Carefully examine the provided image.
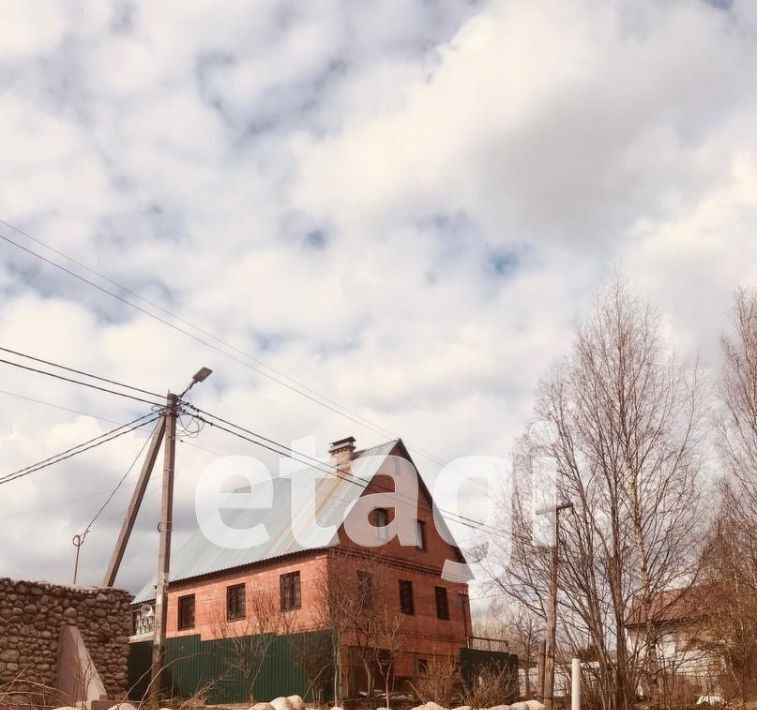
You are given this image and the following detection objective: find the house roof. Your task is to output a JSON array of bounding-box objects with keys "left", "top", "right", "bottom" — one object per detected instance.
[
  {"left": 133, "top": 438, "right": 465, "bottom": 603},
  {"left": 624, "top": 586, "right": 707, "bottom": 628}
]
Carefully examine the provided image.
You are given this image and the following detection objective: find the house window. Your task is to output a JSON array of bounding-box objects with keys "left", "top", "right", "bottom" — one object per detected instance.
[
  {"left": 358, "top": 571, "right": 375, "bottom": 610},
  {"left": 280, "top": 571, "right": 301, "bottom": 611},
  {"left": 416, "top": 520, "right": 427, "bottom": 551},
  {"left": 227, "top": 583, "right": 246, "bottom": 621},
  {"left": 417, "top": 658, "right": 429, "bottom": 674},
  {"left": 178, "top": 594, "right": 195, "bottom": 630},
  {"left": 399, "top": 580, "right": 415, "bottom": 615},
  {"left": 435, "top": 586, "right": 450, "bottom": 620},
  {"left": 375, "top": 508, "right": 389, "bottom": 541}
]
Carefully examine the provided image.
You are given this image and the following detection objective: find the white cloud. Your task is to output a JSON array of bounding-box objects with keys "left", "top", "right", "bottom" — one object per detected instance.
[
  {"left": 293, "top": 0, "right": 757, "bottom": 252},
  {"left": 0, "top": 1, "right": 68, "bottom": 58},
  {"left": 0, "top": 0, "right": 756, "bottom": 594}
]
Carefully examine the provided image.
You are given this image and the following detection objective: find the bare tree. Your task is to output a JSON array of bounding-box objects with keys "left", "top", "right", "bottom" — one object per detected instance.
[
  {"left": 706, "top": 288, "right": 757, "bottom": 705},
  {"left": 315, "top": 552, "right": 409, "bottom": 706},
  {"left": 473, "top": 600, "right": 539, "bottom": 699},
  {"left": 313, "top": 556, "right": 354, "bottom": 704},
  {"left": 370, "top": 606, "right": 405, "bottom": 709},
  {"left": 211, "top": 586, "right": 294, "bottom": 702},
  {"left": 489, "top": 278, "right": 706, "bottom": 710},
  {"left": 701, "top": 483, "right": 757, "bottom": 704},
  {"left": 409, "top": 655, "right": 462, "bottom": 706},
  {"left": 718, "top": 288, "right": 757, "bottom": 519},
  {"left": 504, "top": 605, "right": 543, "bottom": 699}
]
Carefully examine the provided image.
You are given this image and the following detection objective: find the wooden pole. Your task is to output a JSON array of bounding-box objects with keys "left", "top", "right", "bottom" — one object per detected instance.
[
  {"left": 103, "top": 416, "right": 166, "bottom": 587},
  {"left": 150, "top": 392, "right": 178, "bottom": 701},
  {"left": 543, "top": 510, "right": 560, "bottom": 710},
  {"left": 538, "top": 500, "right": 573, "bottom": 710}
]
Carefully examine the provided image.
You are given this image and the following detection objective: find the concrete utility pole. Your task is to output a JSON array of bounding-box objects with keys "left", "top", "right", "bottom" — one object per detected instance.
[
  {"left": 99, "top": 367, "right": 211, "bottom": 701},
  {"left": 149, "top": 367, "right": 212, "bottom": 700},
  {"left": 538, "top": 500, "right": 573, "bottom": 710},
  {"left": 571, "top": 657, "right": 581, "bottom": 710},
  {"left": 150, "top": 391, "right": 178, "bottom": 701}
]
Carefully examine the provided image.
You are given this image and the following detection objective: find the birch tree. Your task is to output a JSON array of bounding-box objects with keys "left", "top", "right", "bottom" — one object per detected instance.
[{"left": 490, "top": 278, "right": 705, "bottom": 710}]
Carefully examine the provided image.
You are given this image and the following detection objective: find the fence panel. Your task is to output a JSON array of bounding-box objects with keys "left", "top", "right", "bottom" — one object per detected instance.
[{"left": 128, "top": 631, "right": 334, "bottom": 704}]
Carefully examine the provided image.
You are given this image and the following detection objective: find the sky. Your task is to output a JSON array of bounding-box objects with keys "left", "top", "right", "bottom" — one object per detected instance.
[{"left": 1, "top": 0, "right": 757, "bottom": 599}]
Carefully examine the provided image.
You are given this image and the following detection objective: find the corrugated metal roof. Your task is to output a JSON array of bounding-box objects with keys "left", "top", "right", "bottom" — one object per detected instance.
[{"left": 133, "top": 440, "right": 400, "bottom": 603}]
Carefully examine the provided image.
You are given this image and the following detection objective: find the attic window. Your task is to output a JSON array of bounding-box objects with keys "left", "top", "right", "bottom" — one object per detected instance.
[
  {"left": 416, "top": 520, "right": 427, "bottom": 551},
  {"left": 375, "top": 508, "right": 389, "bottom": 541}
]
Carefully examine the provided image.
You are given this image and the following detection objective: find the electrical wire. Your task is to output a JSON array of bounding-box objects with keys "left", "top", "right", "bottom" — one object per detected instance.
[
  {"left": 0, "top": 414, "right": 160, "bottom": 486},
  {"left": 192, "top": 411, "right": 504, "bottom": 539},
  {"left": 0, "top": 356, "right": 165, "bottom": 407},
  {"left": 190, "top": 404, "right": 500, "bottom": 533},
  {"left": 0, "top": 221, "right": 492, "bottom": 494},
  {"left": 0, "top": 345, "right": 164, "bottom": 400},
  {"left": 0, "top": 387, "right": 122, "bottom": 425},
  {"left": 77, "top": 430, "right": 154, "bottom": 540},
  {"left": 175, "top": 435, "right": 488, "bottom": 575},
  {"left": 0, "top": 342, "right": 501, "bottom": 550},
  {"left": 0, "top": 345, "right": 500, "bottom": 539}
]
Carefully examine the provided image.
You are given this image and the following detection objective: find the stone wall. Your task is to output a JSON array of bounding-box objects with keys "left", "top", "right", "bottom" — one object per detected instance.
[{"left": 0, "top": 577, "right": 132, "bottom": 703}]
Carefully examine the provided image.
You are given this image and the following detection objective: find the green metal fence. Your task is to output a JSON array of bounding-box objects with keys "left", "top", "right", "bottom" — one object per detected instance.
[
  {"left": 128, "top": 630, "right": 334, "bottom": 705},
  {"left": 128, "top": 636, "right": 517, "bottom": 706}
]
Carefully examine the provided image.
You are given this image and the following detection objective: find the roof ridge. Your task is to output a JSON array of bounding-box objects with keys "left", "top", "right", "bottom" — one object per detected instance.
[{"left": 353, "top": 438, "right": 400, "bottom": 458}]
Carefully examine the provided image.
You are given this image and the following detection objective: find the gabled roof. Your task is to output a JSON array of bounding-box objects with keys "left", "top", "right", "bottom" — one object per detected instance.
[
  {"left": 624, "top": 586, "right": 708, "bottom": 628},
  {"left": 133, "top": 438, "right": 466, "bottom": 603}
]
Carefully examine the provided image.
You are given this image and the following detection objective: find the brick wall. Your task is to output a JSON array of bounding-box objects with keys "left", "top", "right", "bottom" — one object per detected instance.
[
  {"left": 0, "top": 577, "right": 133, "bottom": 704},
  {"left": 160, "top": 551, "right": 329, "bottom": 641}
]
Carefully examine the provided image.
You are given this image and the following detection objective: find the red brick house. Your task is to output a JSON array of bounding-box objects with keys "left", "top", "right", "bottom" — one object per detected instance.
[{"left": 131, "top": 437, "right": 474, "bottom": 698}]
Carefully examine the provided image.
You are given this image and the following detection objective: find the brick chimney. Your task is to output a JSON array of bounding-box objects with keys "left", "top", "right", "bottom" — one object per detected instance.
[{"left": 329, "top": 436, "right": 356, "bottom": 472}]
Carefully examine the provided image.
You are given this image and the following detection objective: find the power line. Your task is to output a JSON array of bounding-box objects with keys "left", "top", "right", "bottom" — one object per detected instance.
[
  {"left": 0, "top": 345, "right": 163, "bottom": 400},
  {"left": 0, "top": 221, "right": 491, "bottom": 494},
  {"left": 0, "top": 356, "right": 165, "bottom": 408},
  {"left": 0, "top": 387, "right": 122, "bottom": 425},
  {"left": 173, "top": 438, "right": 480, "bottom": 574},
  {"left": 0, "top": 414, "right": 160, "bottom": 486},
  {"left": 0, "top": 343, "right": 501, "bottom": 539},
  {"left": 192, "top": 411, "right": 504, "bottom": 539},
  {"left": 79, "top": 431, "right": 154, "bottom": 538},
  {"left": 191, "top": 404, "right": 500, "bottom": 534},
  {"left": 0, "top": 412, "right": 155, "bottom": 480},
  {"left": 0, "top": 224, "right": 393, "bottom": 423}
]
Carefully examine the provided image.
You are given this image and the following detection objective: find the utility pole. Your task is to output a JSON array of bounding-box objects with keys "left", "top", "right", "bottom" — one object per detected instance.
[
  {"left": 98, "top": 367, "right": 211, "bottom": 701},
  {"left": 148, "top": 367, "right": 211, "bottom": 702},
  {"left": 103, "top": 417, "right": 166, "bottom": 587},
  {"left": 150, "top": 391, "right": 178, "bottom": 702},
  {"left": 538, "top": 500, "right": 573, "bottom": 710},
  {"left": 537, "top": 636, "right": 545, "bottom": 701}
]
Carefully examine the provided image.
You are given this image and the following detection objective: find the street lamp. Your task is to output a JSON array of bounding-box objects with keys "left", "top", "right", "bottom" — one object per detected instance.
[{"left": 180, "top": 366, "right": 213, "bottom": 396}]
